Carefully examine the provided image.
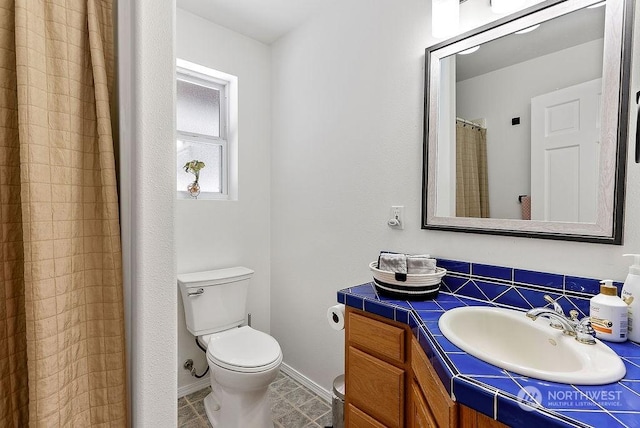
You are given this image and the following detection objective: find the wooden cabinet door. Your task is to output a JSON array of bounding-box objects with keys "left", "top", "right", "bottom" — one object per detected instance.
[
  {"left": 346, "top": 404, "right": 387, "bottom": 428},
  {"left": 411, "top": 338, "right": 457, "bottom": 427},
  {"left": 347, "top": 346, "right": 404, "bottom": 428},
  {"left": 348, "top": 310, "right": 405, "bottom": 364},
  {"left": 410, "top": 381, "right": 438, "bottom": 428}
]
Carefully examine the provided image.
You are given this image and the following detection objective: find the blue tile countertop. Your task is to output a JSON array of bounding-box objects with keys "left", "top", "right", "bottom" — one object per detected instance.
[{"left": 338, "top": 259, "right": 640, "bottom": 428}]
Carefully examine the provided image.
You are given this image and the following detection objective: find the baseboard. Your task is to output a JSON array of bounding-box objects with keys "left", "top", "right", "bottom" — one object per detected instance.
[
  {"left": 177, "top": 377, "right": 210, "bottom": 398},
  {"left": 177, "top": 363, "right": 334, "bottom": 403},
  {"left": 280, "top": 363, "right": 332, "bottom": 404}
]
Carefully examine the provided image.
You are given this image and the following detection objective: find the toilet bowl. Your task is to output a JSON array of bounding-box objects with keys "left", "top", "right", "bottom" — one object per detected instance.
[
  {"left": 201, "top": 326, "right": 282, "bottom": 428},
  {"left": 178, "top": 267, "right": 283, "bottom": 428}
]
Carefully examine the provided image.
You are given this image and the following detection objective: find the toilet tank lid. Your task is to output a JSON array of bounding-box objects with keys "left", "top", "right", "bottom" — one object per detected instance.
[{"left": 177, "top": 266, "right": 254, "bottom": 287}]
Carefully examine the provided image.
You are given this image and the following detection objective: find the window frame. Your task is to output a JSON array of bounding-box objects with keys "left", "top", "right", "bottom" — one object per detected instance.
[
  {"left": 176, "top": 61, "right": 234, "bottom": 200},
  {"left": 176, "top": 134, "right": 227, "bottom": 196}
]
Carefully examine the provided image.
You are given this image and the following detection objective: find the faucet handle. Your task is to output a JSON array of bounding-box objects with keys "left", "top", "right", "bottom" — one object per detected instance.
[
  {"left": 544, "top": 295, "right": 565, "bottom": 316},
  {"left": 575, "top": 317, "right": 597, "bottom": 345},
  {"left": 569, "top": 310, "right": 579, "bottom": 321},
  {"left": 541, "top": 295, "right": 567, "bottom": 330}
]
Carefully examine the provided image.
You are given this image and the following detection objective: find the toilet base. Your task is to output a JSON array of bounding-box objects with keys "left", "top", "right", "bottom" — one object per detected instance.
[
  {"left": 203, "top": 388, "right": 274, "bottom": 428},
  {"left": 203, "top": 393, "right": 220, "bottom": 426}
]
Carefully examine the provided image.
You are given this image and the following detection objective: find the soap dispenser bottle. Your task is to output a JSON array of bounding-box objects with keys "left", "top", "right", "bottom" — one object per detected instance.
[
  {"left": 590, "top": 279, "right": 628, "bottom": 342},
  {"left": 622, "top": 254, "right": 640, "bottom": 343}
]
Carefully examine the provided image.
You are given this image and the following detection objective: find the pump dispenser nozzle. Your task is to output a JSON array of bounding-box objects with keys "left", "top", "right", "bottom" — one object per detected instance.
[
  {"left": 623, "top": 254, "right": 640, "bottom": 275},
  {"left": 599, "top": 279, "right": 617, "bottom": 296}
]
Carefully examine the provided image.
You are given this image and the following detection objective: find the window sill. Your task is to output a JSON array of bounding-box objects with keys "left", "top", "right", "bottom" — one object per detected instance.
[{"left": 176, "top": 191, "right": 231, "bottom": 201}]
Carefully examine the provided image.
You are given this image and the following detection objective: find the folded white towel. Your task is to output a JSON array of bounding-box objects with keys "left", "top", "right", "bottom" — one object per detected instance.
[
  {"left": 407, "top": 255, "right": 436, "bottom": 274},
  {"left": 378, "top": 253, "right": 407, "bottom": 273}
]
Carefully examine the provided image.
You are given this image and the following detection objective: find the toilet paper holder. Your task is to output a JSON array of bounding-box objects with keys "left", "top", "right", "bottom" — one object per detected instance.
[{"left": 327, "top": 304, "right": 346, "bottom": 331}]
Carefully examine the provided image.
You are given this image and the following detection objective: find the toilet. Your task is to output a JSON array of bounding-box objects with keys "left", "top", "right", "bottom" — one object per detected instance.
[{"left": 178, "top": 267, "right": 282, "bottom": 428}]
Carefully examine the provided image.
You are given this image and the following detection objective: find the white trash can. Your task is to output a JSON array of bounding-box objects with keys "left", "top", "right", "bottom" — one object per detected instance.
[{"left": 332, "top": 374, "right": 345, "bottom": 428}]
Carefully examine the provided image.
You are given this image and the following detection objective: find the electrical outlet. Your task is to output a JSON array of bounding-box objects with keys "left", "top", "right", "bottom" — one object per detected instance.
[{"left": 389, "top": 206, "right": 404, "bottom": 229}]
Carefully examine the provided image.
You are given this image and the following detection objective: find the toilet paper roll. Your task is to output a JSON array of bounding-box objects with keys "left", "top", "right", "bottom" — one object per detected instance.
[{"left": 327, "top": 304, "right": 346, "bottom": 331}]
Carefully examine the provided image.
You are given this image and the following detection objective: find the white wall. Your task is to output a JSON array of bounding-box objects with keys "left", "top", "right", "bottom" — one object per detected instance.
[
  {"left": 456, "top": 39, "right": 603, "bottom": 219},
  {"left": 271, "top": 0, "right": 434, "bottom": 394},
  {"left": 175, "top": 9, "right": 272, "bottom": 393},
  {"left": 119, "top": 0, "right": 177, "bottom": 425},
  {"left": 271, "top": 0, "right": 639, "bottom": 396}
]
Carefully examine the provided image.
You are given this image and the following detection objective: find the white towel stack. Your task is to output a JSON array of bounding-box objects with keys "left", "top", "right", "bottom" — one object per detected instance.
[
  {"left": 407, "top": 255, "right": 437, "bottom": 274},
  {"left": 378, "top": 252, "right": 407, "bottom": 273},
  {"left": 378, "top": 252, "right": 437, "bottom": 274}
]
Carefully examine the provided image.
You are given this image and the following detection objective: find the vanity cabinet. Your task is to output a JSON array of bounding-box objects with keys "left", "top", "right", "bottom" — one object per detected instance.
[
  {"left": 345, "top": 307, "right": 507, "bottom": 428},
  {"left": 345, "top": 309, "right": 407, "bottom": 427}
]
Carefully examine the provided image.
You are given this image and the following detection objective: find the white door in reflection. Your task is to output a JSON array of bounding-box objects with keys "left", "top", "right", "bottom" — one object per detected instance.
[{"left": 530, "top": 78, "right": 601, "bottom": 222}]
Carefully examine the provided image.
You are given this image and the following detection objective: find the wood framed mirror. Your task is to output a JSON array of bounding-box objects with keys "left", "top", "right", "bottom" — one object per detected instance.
[{"left": 422, "top": 0, "right": 634, "bottom": 244}]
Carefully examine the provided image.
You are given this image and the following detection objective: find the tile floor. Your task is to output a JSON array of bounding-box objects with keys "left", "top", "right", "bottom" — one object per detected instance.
[{"left": 177, "top": 371, "right": 333, "bottom": 428}]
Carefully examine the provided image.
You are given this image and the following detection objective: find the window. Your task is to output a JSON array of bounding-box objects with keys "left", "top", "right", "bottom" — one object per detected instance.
[{"left": 176, "top": 59, "right": 237, "bottom": 199}]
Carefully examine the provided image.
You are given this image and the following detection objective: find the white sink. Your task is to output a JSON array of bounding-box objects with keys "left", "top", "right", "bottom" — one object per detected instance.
[{"left": 438, "top": 306, "right": 626, "bottom": 385}]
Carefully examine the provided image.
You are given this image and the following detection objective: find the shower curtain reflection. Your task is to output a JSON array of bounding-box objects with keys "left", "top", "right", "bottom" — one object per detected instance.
[
  {"left": 0, "top": 0, "right": 127, "bottom": 426},
  {"left": 456, "top": 120, "right": 490, "bottom": 218}
]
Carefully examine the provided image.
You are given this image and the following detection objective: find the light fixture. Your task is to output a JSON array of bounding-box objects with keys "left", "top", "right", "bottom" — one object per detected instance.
[
  {"left": 491, "top": 0, "right": 526, "bottom": 14},
  {"left": 514, "top": 24, "right": 541, "bottom": 34},
  {"left": 432, "top": 0, "right": 460, "bottom": 39},
  {"left": 458, "top": 45, "right": 480, "bottom": 55}
]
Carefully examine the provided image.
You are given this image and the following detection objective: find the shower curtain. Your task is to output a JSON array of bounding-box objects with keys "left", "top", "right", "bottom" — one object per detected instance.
[
  {"left": 456, "top": 121, "right": 490, "bottom": 218},
  {"left": 0, "top": 0, "right": 127, "bottom": 426}
]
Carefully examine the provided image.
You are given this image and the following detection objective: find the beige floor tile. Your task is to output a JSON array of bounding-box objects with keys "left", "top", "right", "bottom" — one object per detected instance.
[{"left": 178, "top": 372, "right": 335, "bottom": 428}]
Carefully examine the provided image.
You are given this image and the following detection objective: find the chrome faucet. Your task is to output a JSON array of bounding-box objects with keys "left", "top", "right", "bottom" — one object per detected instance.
[
  {"left": 526, "top": 295, "right": 596, "bottom": 345},
  {"left": 526, "top": 307, "right": 575, "bottom": 332},
  {"left": 543, "top": 294, "right": 567, "bottom": 330}
]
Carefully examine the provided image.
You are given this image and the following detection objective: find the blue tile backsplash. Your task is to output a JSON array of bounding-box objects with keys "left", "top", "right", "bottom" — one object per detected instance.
[
  {"left": 437, "top": 258, "right": 624, "bottom": 318},
  {"left": 514, "top": 268, "right": 564, "bottom": 289},
  {"left": 437, "top": 259, "right": 471, "bottom": 275},
  {"left": 338, "top": 258, "right": 640, "bottom": 428},
  {"left": 471, "top": 262, "right": 513, "bottom": 281}
]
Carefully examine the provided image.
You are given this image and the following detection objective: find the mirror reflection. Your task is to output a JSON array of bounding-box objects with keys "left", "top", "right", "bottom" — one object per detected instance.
[
  {"left": 423, "top": 0, "right": 632, "bottom": 243},
  {"left": 437, "top": 4, "right": 605, "bottom": 222}
]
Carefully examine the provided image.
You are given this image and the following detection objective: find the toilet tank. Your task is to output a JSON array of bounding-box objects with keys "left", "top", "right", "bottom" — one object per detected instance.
[{"left": 178, "top": 266, "right": 254, "bottom": 336}]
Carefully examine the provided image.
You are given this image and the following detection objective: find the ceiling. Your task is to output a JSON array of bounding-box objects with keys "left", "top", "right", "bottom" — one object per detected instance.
[
  {"left": 176, "top": 0, "right": 605, "bottom": 74},
  {"left": 176, "top": 0, "right": 339, "bottom": 44},
  {"left": 455, "top": 4, "right": 605, "bottom": 81}
]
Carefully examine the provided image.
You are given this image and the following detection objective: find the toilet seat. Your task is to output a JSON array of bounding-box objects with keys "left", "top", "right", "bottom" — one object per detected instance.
[{"left": 204, "top": 326, "right": 282, "bottom": 373}]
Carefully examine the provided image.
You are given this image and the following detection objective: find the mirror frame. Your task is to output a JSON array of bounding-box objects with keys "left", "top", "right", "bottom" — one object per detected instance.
[{"left": 422, "top": 0, "right": 634, "bottom": 244}]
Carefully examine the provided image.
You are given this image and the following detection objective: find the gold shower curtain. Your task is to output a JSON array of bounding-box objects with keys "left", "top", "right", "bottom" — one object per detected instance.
[
  {"left": 0, "top": 0, "right": 127, "bottom": 426},
  {"left": 456, "top": 121, "right": 490, "bottom": 218}
]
